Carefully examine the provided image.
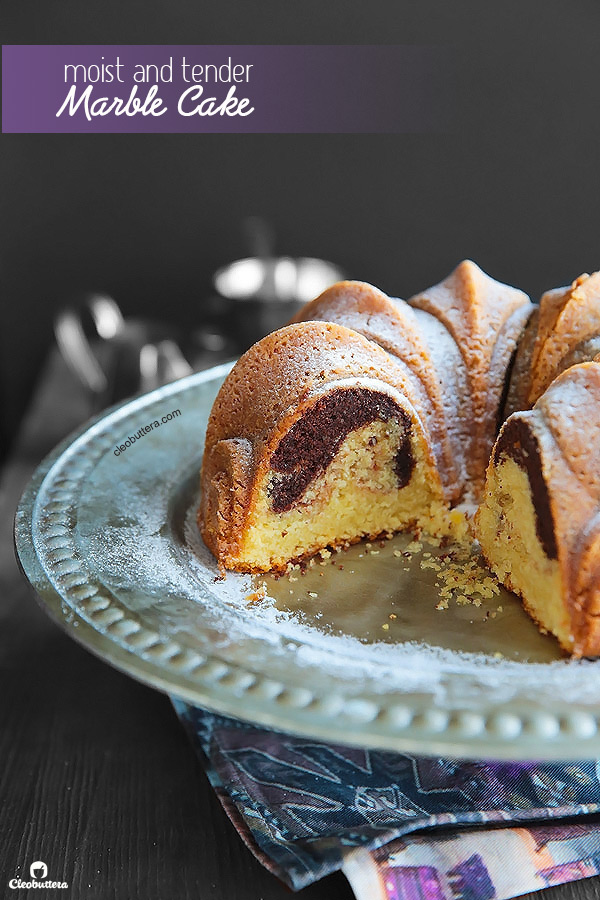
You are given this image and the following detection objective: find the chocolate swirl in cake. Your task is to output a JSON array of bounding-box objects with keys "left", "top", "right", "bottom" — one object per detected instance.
[
  {"left": 269, "top": 388, "right": 414, "bottom": 513},
  {"left": 494, "top": 416, "right": 557, "bottom": 560}
]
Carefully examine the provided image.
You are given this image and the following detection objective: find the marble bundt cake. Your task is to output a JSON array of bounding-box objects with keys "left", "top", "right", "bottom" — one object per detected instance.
[
  {"left": 198, "top": 260, "right": 600, "bottom": 654},
  {"left": 476, "top": 360, "right": 600, "bottom": 656}
]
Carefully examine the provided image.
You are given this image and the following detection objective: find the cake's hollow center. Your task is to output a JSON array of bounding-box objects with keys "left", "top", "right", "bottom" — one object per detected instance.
[{"left": 268, "top": 387, "right": 414, "bottom": 513}]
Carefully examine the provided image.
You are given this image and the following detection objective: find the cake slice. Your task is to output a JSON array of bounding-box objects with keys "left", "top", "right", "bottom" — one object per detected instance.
[
  {"left": 476, "top": 360, "right": 600, "bottom": 656},
  {"left": 199, "top": 321, "right": 463, "bottom": 572}
]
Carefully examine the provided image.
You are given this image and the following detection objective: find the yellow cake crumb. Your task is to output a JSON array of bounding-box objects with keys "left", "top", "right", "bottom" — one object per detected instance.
[{"left": 246, "top": 584, "right": 267, "bottom": 603}]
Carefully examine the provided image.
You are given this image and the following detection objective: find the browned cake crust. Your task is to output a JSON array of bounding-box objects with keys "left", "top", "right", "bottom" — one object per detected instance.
[
  {"left": 535, "top": 361, "right": 600, "bottom": 655},
  {"left": 506, "top": 271, "right": 600, "bottom": 414},
  {"left": 408, "top": 260, "right": 533, "bottom": 497}
]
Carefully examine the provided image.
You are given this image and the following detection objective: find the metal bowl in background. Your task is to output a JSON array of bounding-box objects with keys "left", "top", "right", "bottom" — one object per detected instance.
[{"left": 212, "top": 254, "right": 346, "bottom": 352}]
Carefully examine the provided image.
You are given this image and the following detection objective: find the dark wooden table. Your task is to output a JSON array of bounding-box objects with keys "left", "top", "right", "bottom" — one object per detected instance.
[{"left": 1, "top": 351, "right": 599, "bottom": 900}]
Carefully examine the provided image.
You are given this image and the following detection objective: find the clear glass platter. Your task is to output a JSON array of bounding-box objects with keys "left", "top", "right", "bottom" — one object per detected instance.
[{"left": 14, "top": 364, "right": 600, "bottom": 759}]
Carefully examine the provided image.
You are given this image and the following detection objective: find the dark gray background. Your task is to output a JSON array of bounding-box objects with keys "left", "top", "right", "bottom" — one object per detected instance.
[
  {"left": 2, "top": 0, "right": 600, "bottom": 456},
  {"left": 2, "top": 6, "right": 600, "bottom": 899}
]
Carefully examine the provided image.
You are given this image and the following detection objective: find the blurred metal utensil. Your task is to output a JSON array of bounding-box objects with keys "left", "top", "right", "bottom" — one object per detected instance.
[
  {"left": 139, "top": 339, "right": 193, "bottom": 393},
  {"left": 212, "top": 217, "right": 346, "bottom": 351},
  {"left": 214, "top": 255, "right": 344, "bottom": 305},
  {"left": 54, "top": 294, "right": 192, "bottom": 410},
  {"left": 54, "top": 294, "right": 124, "bottom": 396}
]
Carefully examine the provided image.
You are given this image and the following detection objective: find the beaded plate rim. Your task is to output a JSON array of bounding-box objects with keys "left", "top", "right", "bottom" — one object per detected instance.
[{"left": 14, "top": 364, "right": 600, "bottom": 760}]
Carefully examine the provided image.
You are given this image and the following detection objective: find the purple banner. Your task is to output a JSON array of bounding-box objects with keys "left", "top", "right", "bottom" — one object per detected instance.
[{"left": 2, "top": 45, "right": 453, "bottom": 134}]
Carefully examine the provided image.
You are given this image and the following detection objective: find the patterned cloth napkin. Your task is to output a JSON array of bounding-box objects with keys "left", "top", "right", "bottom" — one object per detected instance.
[{"left": 173, "top": 700, "right": 600, "bottom": 898}]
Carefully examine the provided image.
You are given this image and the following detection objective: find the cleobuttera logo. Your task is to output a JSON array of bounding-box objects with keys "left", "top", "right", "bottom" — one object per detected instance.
[
  {"left": 8, "top": 860, "right": 68, "bottom": 890},
  {"left": 30, "top": 862, "right": 48, "bottom": 880}
]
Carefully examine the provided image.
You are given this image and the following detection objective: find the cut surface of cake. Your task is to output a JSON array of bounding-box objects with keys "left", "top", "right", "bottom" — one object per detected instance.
[{"left": 476, "top": 361, "right": 600, "bottom": 656}]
